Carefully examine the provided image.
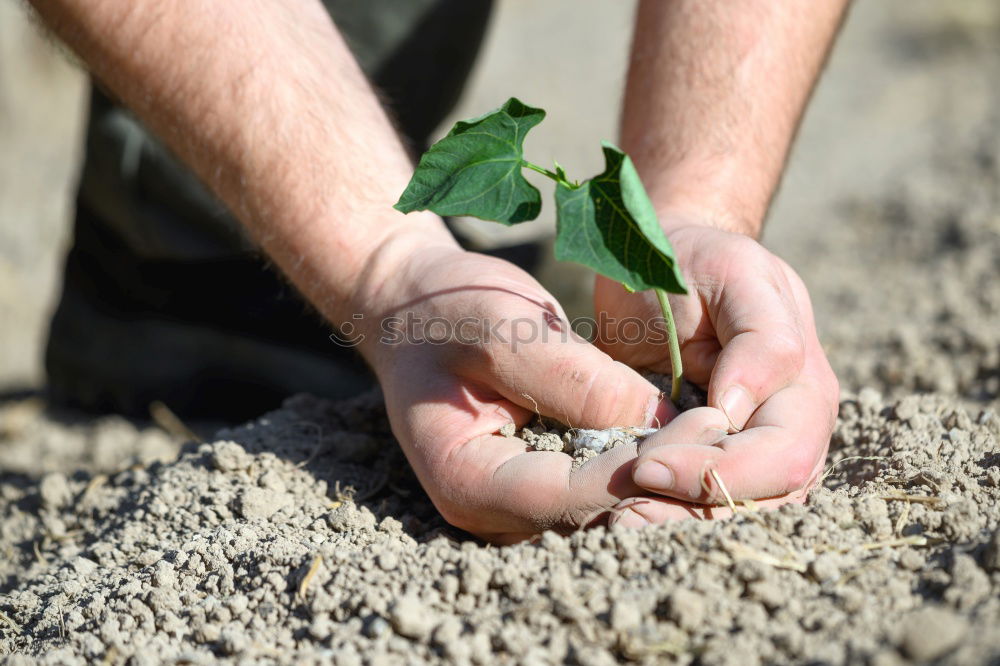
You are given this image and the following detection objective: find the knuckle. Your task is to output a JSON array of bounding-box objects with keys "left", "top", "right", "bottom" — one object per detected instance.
[
  {"left": 435, "top": 503, "right": 471, "bottom": 531},
  {"left": 766, "top": 326, "right": 806, "bottom": 371},
  {"left": 577, "top": 363, "right": 630, "bottom": 427},
  {"left": 784, "top": 447, "right": 819, "bottom": 493}
]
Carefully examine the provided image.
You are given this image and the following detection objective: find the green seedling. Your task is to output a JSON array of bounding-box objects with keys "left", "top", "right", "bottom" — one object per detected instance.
[{"left": 394, "top": 98, "right": 688, "bottom": 402}]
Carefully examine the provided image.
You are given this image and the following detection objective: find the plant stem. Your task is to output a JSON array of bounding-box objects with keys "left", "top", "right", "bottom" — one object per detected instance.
[
  {"left": 655, "top": 288, "right": 683, "bottom": 404},
  {"left": 522, "top": 160, "right": 568, "bottom": 185}
]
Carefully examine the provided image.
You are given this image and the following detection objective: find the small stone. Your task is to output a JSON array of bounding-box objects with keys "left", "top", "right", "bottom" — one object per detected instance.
[
  {"left": 433, "top": 616, "right": 462, "bottom": 646},
  {"left": 609, "top": 600, "right": 641, "bottom": 631},
  {"left": 220, "top": 626, "right": 251, "bottom": 655},
  {"left": 532, "top": 433, "right": 565, "bottom": 452},
  {"left": 71, "top": 557, "right": 98, "bottom": 576},
  {"left": 151, "top": 561, "right": 176, "bottom": 588},
  {"left": 363, "top": 616, "right": 390, "bottom": 638},
  {"left": 665, "top": 588, "right": 705, "bottom": 632},
  {"left": 257, "top": 470, "right": 286, "bottom": 492},
  {"left": 327, "top": 503, "right": 377, "bottom": 531},
  {"left": 858, "top": 387, "right": 882, "bottom": 412},
  {"left": 211, "top": 441, "right": 252, "bottom": 472},
  {"left": 894, "top": 397, "right": 919, "bottom": 421},
  {"left": 39, "top": 473, "right": 72, "bottom": 509},
  {"left": 592, "top": 551, "right": 620, "bottom": 578},
  {"left": 308, "top": 617, "right": 333, "bottom": 640},
  {"left": 748, "top": 581, "right": 784, "bottom": 611},
  {"left": 898, "top": 607, "right": 967, "bottom": 661},
  {"left": 898, "top": 549, "right": 923, "bottom": 572},
  {"left": 389, "top": 595, "right": 435, "bottom": 640},
  {"left": 809, "top": 553, "right": 841, "bottom": 584},
  {"left": 136, "top": 550, "right": 163, "bottom": 567},
  {"left": 194, "top": 622, "right": 221, "bottom": 643},
  {"left": 235, "top": 488, "right": 289, "bottom": 520},
  {"left": 377, "top": 551, "right": 399, "bottom": 571},
  {"left": 982, "top": 528, "right": 1000, "bottom": 572},
  {"left": 573, "top": 448, "right": 598, "bottom": 467},
  {"left": 461, "top": 561, "right": 490, "bottom": 596}
]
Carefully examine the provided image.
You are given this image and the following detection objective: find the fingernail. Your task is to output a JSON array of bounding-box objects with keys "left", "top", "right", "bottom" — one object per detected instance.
[
  {"left": 720, "top": 386, "right": 755, "bottom": 431},
  {"left": 643, "top": 394, "right": 678, "bottom": 428},
  {"left": 613, "top": 507, "right": 649, "bottom": 529},
  {"left": 633, "top": 460, "right": 675, "bottom": 491},
  {"left": 700, "top": 428, "right": 730, "bottom": 446}
]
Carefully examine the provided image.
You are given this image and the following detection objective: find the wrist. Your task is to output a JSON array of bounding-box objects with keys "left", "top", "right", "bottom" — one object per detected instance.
[
  {"left": 341, "top": 216, "right": 461, "bottom": 364},
  {"left": 636, "top": 159, "right": 771, "bottom": 239}
]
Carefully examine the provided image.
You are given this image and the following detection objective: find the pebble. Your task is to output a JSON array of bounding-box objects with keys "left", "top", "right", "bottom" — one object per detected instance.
[
  {"left": 210, "top": 441, "right": 252, "bottom": 472},
  {"left": 809, "top": 553, "right": 842, "bottom": 584},
  {"left": 235, "top": 488, "right": 288, "bottom": 520},
  {"left": 462, "top": 561, "right": 490, "bottom": 596},
  {"left": 389, "top": 595, "right": 435, "bottom": 640},
  {"left": 39, "top": 472, "right": 72, "bottom": 508},
  {"left": 899, "top": 607, "right": 968, "bottom": 661},
  {"left": 377, "top": 551, "right": 398, "bottom": 571},
  {"left": 609, "top": 600, "right": 641, "bottom": 631},
  {"left": 666, "top": 588, "right": 706, "bottom": 632},
  {"left": 748, "top": 581, "right": 785, "bottom": 611}
]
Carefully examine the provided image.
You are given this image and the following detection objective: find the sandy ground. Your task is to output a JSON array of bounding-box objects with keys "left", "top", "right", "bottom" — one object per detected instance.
[{"left": 2, "top": 1, "right": 1000, "bottom": 664}]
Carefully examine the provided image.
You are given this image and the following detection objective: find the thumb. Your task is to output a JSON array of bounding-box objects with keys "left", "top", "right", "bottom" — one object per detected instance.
[
  {"left": 709, "top": 258, "right": 808, "bottom": 430},
  {"left": 473, "top": 329, "right": 675, "bottom": 429}
]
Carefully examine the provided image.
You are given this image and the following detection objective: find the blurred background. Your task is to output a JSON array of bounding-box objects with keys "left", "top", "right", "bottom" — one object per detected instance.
[{"left": 1, "top": 0, "right": 999, "bottom": 413}]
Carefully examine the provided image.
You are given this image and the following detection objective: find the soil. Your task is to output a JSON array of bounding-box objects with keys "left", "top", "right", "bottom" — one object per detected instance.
[
  {"left": 3, "top": 2, "right": 1000, "bottom": 665},
  {"left": 1, "top": 387, "right": 999, "bottom": 665}
]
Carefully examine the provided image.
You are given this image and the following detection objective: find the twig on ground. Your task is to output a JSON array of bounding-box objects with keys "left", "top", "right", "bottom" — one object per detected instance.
[
  {"left": 721, "top": 539, "right": 807, "bottom": 573},
  {"left": 149, "top": 401, "right": 200, "bottom": 442},
  {"left": 880, "top": 491, "right": 942, "bottom": 505},
  {"left": 298, "top": 555, "right": 323, "bottom": 600},
  {"left": 895, "top": 500, "right": 911, "bottom": 536},
  {"left": 820, "top": 455, "right": 888, "bottom": 483},
  {"left": 80, "top": 474, "right": 107, "bottom": 503},
  {"left": 858, "top": 535, "right": 927, "bottom": 551},
  {"left": 0, "top": 610, "right": 21, "bottom": 634}
]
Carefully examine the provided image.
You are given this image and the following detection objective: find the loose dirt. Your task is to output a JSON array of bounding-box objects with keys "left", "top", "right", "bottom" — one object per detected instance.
[{"left": 1, "top": 381, "right": 999, "bottom": 665}]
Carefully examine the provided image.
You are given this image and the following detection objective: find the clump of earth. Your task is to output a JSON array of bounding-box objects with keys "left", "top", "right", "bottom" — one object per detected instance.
[{"left": 1, "top": 385, "right": 999, "bottom": 665}]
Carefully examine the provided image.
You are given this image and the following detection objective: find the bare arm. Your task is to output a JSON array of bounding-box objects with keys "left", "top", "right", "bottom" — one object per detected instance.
[
  {"left": 30, "top": 0, "right": 455, "bottom": 350},
  {"left": 30, "top": 0, "right": 693, "bottom": 541},
  {"left": 621, "top": 0, "right": 849, "bottom": 236}
]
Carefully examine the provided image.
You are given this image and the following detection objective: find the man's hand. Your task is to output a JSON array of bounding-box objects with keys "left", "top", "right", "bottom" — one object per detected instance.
[
  {"left": 356, "top": 243, "right": 695, "bottom": 543},
  {"left": 594, "top": 220, "right": 839, "bottom": 525},
  {"left": 601, "top": 0, "right": 849, "bottom": 524}
]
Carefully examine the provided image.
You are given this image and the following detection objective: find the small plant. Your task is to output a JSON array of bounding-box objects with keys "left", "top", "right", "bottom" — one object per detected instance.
[{"left": 395, "top": 98, "right": 688, "bottom": 403}]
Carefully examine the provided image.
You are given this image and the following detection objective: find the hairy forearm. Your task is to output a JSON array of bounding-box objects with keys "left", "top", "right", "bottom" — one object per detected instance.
[
  {"left": 30, "top": 0, "right": 454, "bottom": 343},
  {"left": 622, "top": 0, "right": 849, "bottom": 237}
]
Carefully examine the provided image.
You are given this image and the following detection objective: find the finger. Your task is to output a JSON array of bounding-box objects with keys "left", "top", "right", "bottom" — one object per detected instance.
[
  {"left": 633, "top": 372, "right": 834, "bottom": 503},
  {"left": 708, "top": 258, "right": 808, "bottom": 430},
  {"left": 464, "top": 324, "right": 677, "bottom": 430},
  {"left": 429, "top": 407, "right": 733, "bottom": 543},
  {"left": 437, "top": 434, "right": 640, "bottom": 543},
  {"left": 609, "top": 489, "right": 811, "bottom": 528}
]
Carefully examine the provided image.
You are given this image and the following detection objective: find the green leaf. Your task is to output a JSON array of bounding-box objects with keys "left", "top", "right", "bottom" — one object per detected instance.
[
  {"left": 394, "top": 98, "right": 545, "bottom": 224},
  {"left": 554, "top": 142, "right": 688, "bottom": 294}
]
